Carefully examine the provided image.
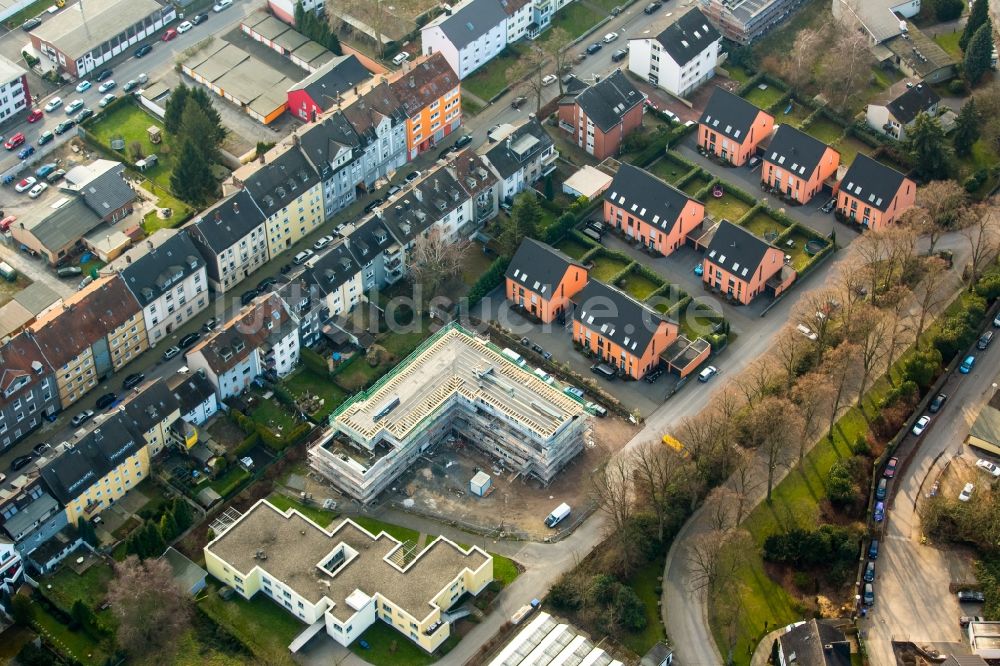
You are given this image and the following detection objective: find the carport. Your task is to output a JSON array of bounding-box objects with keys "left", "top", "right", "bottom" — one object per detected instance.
[{"left": 661, "top": 335, "right": 711, "bottom": 378}]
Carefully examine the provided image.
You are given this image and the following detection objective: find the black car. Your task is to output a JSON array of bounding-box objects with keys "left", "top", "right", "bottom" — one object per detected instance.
[
  {"left": 611, "top": 49, "right": 628, "bottom": 63},
  {"left": 54, "top": 119, "right": 76, "bottom": 135},
  {"left": 22, "top": 17, "right": 42, "bottom": 31},
  {"left": 438, "top": 145, "right": 456, "bottom": 160},
  {"left": 279, "top": 263, "right": 293, "bottom": 274},
  {"left": 202, "top": 318, "right": 218, "bottom": 333},
  {"left": 531, "top": 343, "right": 545, "bottom": 355},
  {"left": 95, "top": 69, "right": 113, "bottom": 82},
  {"left": 644, "top": 368, "right": 664, "bottom": 383},
  {"left": 122, "top": 373, "right": 145, "bottom": 390},
  {"left": 10, "top": 454, "right": 34, "bottom": 472},
  {"left": 928, "top": 393, "right": 947, "bottom": 413},
  {"left": 585, "top": 43, "right": 603, "bottom": 55},
  {"left": 453, "top": 134, "right": 473, "bottom": 149},
  {"left": 511, "top": 96, "right": 528, "bottom": 110},
  {"left": 959, "top": 590, "right": 986, "bottom": 603},
  {"left": 75, "top": 108, "right": 94, "bottom": 123},
  {"left": 192, "top": 13, "right": 209, "bottom": 25},
  {"left": 363, "top": 198, "right": 383, "bottom": 214},
  {"left": 257, "top": 276, "right": 278, "bottom": 291},
  {"left": 135, "top": 44, "right": 153, "bottom": 58},
  {"left": 32, "top": 442, "right": 51, "bottom": 456},
  {"left": 240, "top": 289, "right": 259, "bottom": 306},
  {"left": 643, "top": 1, "right": 661, "bottom": 13},
  {"left": 179, "top": 332, "right": 201, "bottom": 348},
  {"left": 95, "top": 393, "right": 117, "bottom": 410}
]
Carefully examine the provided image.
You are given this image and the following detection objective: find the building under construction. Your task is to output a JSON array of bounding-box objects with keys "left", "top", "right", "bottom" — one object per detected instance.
[
  {"left": 309, "top": 323, "right": 589, "bottom": 504},
  {"left": 697, "top": 0, "right": 805, "bottom": 45}
]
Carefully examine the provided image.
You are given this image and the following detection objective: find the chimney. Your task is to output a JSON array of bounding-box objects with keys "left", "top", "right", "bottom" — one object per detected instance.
[
  {"left": 215, "top": 210, "right": 222, "bottom": 222},
  {"left": 259, "top": 152, "right": 265, "bottom": 165},
  {"left": 233, "top": 201, "right": 240, "bottom": 215},
  {"left": 147, "top": 240, "right": 154, "bottom": 251}
]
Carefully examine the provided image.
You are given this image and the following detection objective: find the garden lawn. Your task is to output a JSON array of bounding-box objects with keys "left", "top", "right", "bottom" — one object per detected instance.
[
  {"left": 283, "top": 368, "right": 348, "bottom": 420},
  {"left": 589, "top": 254, "right": 632, "bottom": 282},
  {"left": 493, "top": 555, "right": 521, "bottom": 586},
  {"left": 379, "top": 323, "right": 433, "bottom": 358},
  {"left": 833, "top": 135, "right": 875, "bottom": 166},
  {"left": 143, "top": 189, "right": 192, "bottom": 234},
  {"left": 462, "top": 47, "right": 522, "bottom": 101},
  {"left": 250, "top": 399, "right": 298, "bottom": 434},
  {"left": 555, "top": 236, "right": 594, "bottom": 260},
  {"left": 705, "top": 191, "right": 753, "bottom": 222},
  {"left": 30, "top": 600, "right": 108, "bottom": 665},
  {"left": 783, "top": 227, "right": 818, "bottom": 272},
  {"left": 266, "top": 493, "right": 339, "bottom": 528},
  {"left": 650, "top": 154, "right": 695, "bottom": 185},
  {"left": 335, "top": 355, "right": 387, "bottom": 392},
  {"left": 349, "top": 619, "right": 451, "bottom": 665},
  {"left": 541, "top": 2, "right": 604, "bottom": 40},
  {"left": 616, "top": 271, "right": 663, "bottom": 301},
  {"left": 804, "top": 117, "right": 845, "bottom": 145},
  {"left": 933, "top": 30, "right": 962, "bottom": 58},
  {"left": 742, "top": 210, "right": 788, "bottom": 240},
  {"left": 753, "top": 0, "right": 827, "bottom": 61},
  {"left": 209, "top": 466, "right": 251, "bottom": 498},
  {"left": 45, "top": 561, "right": 113, "bottom": 613},
  {"left": 85, "top": 102, "right": 174, "bottom": 192},
  {"left": 954, "top": 139, "right": 1000, "bottom": 199},
  {"left": 681, "top": 173, "right": 713, "bottom": 196},
  {"left": 742, "top": 84, "right": 785, "bottom": 110},
  {"left": 726, "top": 65, "right": 754, "bottom": 84},
  {"left": 461, "top": 94, "right": 484, "bottom": 116},
  {"left": 460, "top": 250, "right": 495, "bottom": 288},
  {"left": 619, "top": 557, "right": 667, "bottom": 656},
  {"left": 352, "top": 516, "right": 421, "bottom": 545},
  {"left": 772, "top": 100, "right": 812, "bottom": 127},
  {"left": 200, "top": 585, "right": 300, "bottom": 666}
]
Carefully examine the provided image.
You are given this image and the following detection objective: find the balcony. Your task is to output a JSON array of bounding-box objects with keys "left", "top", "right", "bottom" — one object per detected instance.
[
  {"left": 385, "top": 256, "right": 402, "bottom": 270},
  {"left": 385, "top": 268, "right": 404, "bottom": 285}
]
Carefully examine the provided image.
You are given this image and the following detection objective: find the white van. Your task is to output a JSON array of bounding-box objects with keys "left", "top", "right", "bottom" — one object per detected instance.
[
  {"left": 533, "top": 367, "right": 553, "bottom": 384},
  {"left": 501, "top": 348, "right": 525, "bottom": 366},
  {"left": 392, "top": 52, "right": 410, "bottom": 66}
]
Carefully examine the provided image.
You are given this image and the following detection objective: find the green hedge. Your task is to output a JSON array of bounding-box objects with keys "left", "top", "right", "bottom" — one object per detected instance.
[
  {"left": 301, "top": 347, "right": 330, "bottom": 376},
  {"left": 675, "top": 165, "right": 711, "bottom": 189},
  {"left": 468, "top": 255, "right": 511, "bottom": 306},
  {"left": 234, "top": 431, "right": 261, "bottom": 457}
]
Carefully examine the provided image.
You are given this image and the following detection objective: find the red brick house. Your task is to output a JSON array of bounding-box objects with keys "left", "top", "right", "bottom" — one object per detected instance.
[
  {"left": 702, "top": 220, "right": 793, "bottom": 304},
  {"left": 603, "top": 164, "right": 705, "bottom": 256},
  {"left": 698, "top": 87, "right": 775, "bottom": 166},
  {"left": 286, "top": 55, "right": 372, "bottom": 122},
  {"left": 557, "top": 70, "right": 644, "bottom": 160},
  {"left": 505, "top": 239, "right": 588, "bottom": 323},
  {"left": 835, "top": 154, "right": 916, "bottom": 231},
  {"left": 761, "top": 125, "right": 840, "bottom": 205}
]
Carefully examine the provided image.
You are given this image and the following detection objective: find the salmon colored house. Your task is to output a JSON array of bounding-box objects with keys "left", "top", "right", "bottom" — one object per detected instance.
[
  {"left": 835, "top": 154, "right": 916, "bottom": 231},
  {"left": 702, "top": 220, "right": 794, "bottom": 304},
  {"left": 762, "top": 125, "right": 840, "bottom": 205},
  {"left": 505, "top": 239, "right": 588, "bottom": 323},
  {"left": 603, "top": 164, "right": 705, "bottom": 256},
  {"left": 573, "top": 280, "right": 677, "bottom": 380},
  {"left": 698, "top": 87, "right": 775, "bottom": 166}
]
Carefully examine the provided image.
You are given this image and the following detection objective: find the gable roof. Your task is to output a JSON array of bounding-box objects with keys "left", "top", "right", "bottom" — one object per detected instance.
[
  {"left": 885, "top": 82, "right": 940, "bottom": 124},
  {"left": 242, "top": 145, "right": 321, "bottom": 218},
  {"left": 348, "top": 216, "right": 397, "bottom": 263},
  {"left": 573, "top": 70, "right": 644, "bottom": 133},
  {"left": 699, "top": 86, "right": 768, "bottom": 142},
  {"left": 75, "top": 163, "right": 136, "bottom": 215},
  {"left": 604, "top": 163, "right": 700, "bottom": 233},
  {"left": 18, "top": 197, "right": 103, "bottom": 253},
  {"left": 764, "top": 125, "right": 832, "bottom": 178},
  {"left": 704, "top": 220, "right": 777, "bottom": 279},
  {"left": 387, "top": 53, "right": 458, "bottom": 117},
  {"left": 0, "top": 335, "right": 52, "bottom": 408},
  {"left": 777, "top": 619, "right": 850, "bottom": 666},
  {"left": 428, "top": 0, "right": 508, "bottom": 51},
  {"left": 838, "top": 154, "right": 909, "bottom": 213},
  {"left": 574, "top": 280, "right": 668, "bottom": 355},
  {"left": 188, "top": 294, "right": 291, "bottom": 376},
  {"left": 118, "top": 378, "right": 180, "bottom": 436},
  {"left": 188, "top": 189, "right": 266, "bottom": 252},
  {"left": 168, "top": 371, "right": 217, "bottom": 416},
  {"left": 652, "top": 8, "right": 720, "bottom": 66},
  {"left": 288, "top": 54, "right": 371, "bottom": 106},
  {"left": 305, "top": 242, "right": 361, "bottom": 296},
  {"left": 505, "top": 238, "right": 584, "bottom": 298},
  {"left": 484, "top": 117, "right": 554, "bottom": 179},
  {"left": 118, "top": 231, "right": 204, "bottom": 307}
]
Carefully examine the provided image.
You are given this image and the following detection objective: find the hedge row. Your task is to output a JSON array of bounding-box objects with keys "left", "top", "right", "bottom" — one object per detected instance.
[{"left": 468, "top": 255, "right": 511, "bottom": 307}]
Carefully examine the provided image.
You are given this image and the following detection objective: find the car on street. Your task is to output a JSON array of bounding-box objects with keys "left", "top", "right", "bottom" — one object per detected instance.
[
  {"left": 95, "top": 69, "right": 113, "bottom": 82},
  {"left": 387, "top": 184, "right": 402, "bottom": 197},
  {"left": 821, "top": 198, "right": 836, "bottom": 213},
  {"left": 257, "top": 276, "right": 278, "bottom": 291},
  {"left": 35, "top": 163, "right": 57, "bottom": 179},
  {"left": 363, "top": 198, "right": 383, "bottom": 214},
  {"left": 591, "top": 363, "right": 616, "bottom": 380},
  {"left": 75, "top": 108, "right": 94, "bottom": 122},
  {"left": 978, "top": 331, "right": 993, "bottom": 349},
  {"left": 76, "top": 80, "right": 92, "bottom": 92},
  {"left": 28, "top": 182, "right": 48, "bottom": 198},
  {"left": 976, "top": 458, "right": 1000, "bottom": 477},
  {"left": 531, "top": 342, "right": 545, "bottom": 355},
  {"left": 177, "top": 20, "right": 193, "bottom": 33},
  {"left": 454, "top": 134, "right": 473, "bottom": 149},
  {"left": 54, "top": 120, "right": 75, "bottom": 135},
  {"left": 911, "top": 415, "right": 931, "bottom": 436},
  {"left": 994, "top": 312, "right": 1000, "bottom": 327},
  {"left": 26, "top": 109, "right": 43, "bottom": 123},
  {"left": 99, "top": 94, "right": 116, "bottom": 107},
  {"left": 293, "top": 248, "right": 315, "bottom": 265},
  {"left": 603, "top": 32, "right": 618, "bottom": 43},
  {"left": 698, "top": 365, "right": 718, "bottom": 382},
  {"left": 748, "top": 155, "right": 762, "bottom": 169},
  {"left": 313, "top": 235, "right": 335, "bottom": 250},
  {"left": 162, "top": 28, "right": 178, "bottom": 41},
  {"left": 33, "top": 442, "right": 51, "bottom": 456},
  {"left": 135, "top": 44, "right": 153, "bottom": 58},
  {"left": 98, "top": 80, "right": 116, "bottom": 93},
  {"left": 863, "top": 583, "right": 874, "bottom": 606},
  {"left": 585, "top": 42, "right": 603, "bottom": 55},
  {"left": 437, "top": 145, "right": 456, "bottom": 160},
  {"left": 44, "top": 97, "right": 63, "bottom": 112},
  {"left": 611, "top": 49, "right": 628, "bottom": 62},
  {"left": 511, "top": 96, "right": 527, "bottom": 109},
  {"left": 192, "top": 13, "right": 209, "bottom": 24},
  {"left": 122, "top": 373, "right": 145, "bottom": 390},
  {"left": 873, "top": 501, "right": 885, "bottom": 522},
  {"left": 5, "top": 132, "right": 25, "bottom": 149},
  {"left": 46, "top": 169, "right": 66, "bottom": 183},
  {"left": 796, "top": 323, "right": 818, "bottom": 341},
  {"left": 959, "top": 482, "right": 975, "bottom": 502},
  {"left": 868, "top": 539, "right": 880, "bottom": 559},
  {"left": 958, "top": 590, "right": 985, "bottom": 602},
  {"left": 10, "top": 455, "right": 34, "bottom": 472},
  {"left": 928, "top": 392, "right": 947, "bottom": 413},
  {"left": 863, "top": 560, "right": 875, "bottom": 582},
  {"left": 37, "top": 131, "right": 54, "bottom": 146},
  {"left": 960, "top": 354, "right": 976, "bottom": 373},
  {"left": 162, "top": 346, "right": 181, "bottom": 361},
  {"left": 57, "top": 266, "right": 81, "bottom": 278},
  {"left": 392, "top": 52, "right": 410, "bottom": 66},
  {"left": 202, "top": 318, "right": 217, "bottom": 332},
  {"left": 405, "top": 170, "right": 422, "bottom": 182},
  {"left": 22, "top": 17, "right": 41, "bottom": 30},
  {"left": 17, "top": 145, "right": 35, "bottom": 159},
  {"left": 643, "top": 1, "right": 662, "bottom": 13},
  {"left": 884, "top": 456, "right": 898, "bottom": 478},
  {"left": 65, "top": 99, "right": 84, "bottom": 115},
  {"left": 95, "top": 393, "right": 117, "bottom": 410},
  {"left": 213, "top": 0, "right": 233, "bottom": 11},
  {"left": 542, "top": 74, "right": 557, "bottom": 86},
  {"left": 14, "top": 177, "right": 36, "bottom": 193},
  {"left": 123, "top": 79, "right": 140, "bottom": 93},
  {"left": 179, "top": 332, "right": 201, "bottom": 348},
  {"left": 693, "top": 263, "right": 704, "bottom": 276},
  {"left": 240, "top": 288, "right": 259, "bottom": 305},
  {"left": 876, "top": 478, "right": 887, "bottom": 500}
]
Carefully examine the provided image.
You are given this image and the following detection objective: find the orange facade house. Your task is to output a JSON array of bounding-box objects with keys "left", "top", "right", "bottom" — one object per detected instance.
[
  {"left": 387, "top": 53, "right": 461, "bottom": 160},
  {"left": 835, "top": 154, "right": 916, "bottom": 231},
  {"left": 761, "top": 125, "right": 840, "bottom": 205},
  {"left": 557, "top": 70, "right": 645, "bottom": 161},
  {"left": 603, "top": 164, "right": 705, "bottom": 256},
  {"left": 698, "top": 87, "right": 775, "bottom": 166},
  {"left": 505, "top": 239, "right": 588, "bottom": 323},
  {"left": 702, "top": 220, "right": 791, "bottom": 304},
  {"left": 573, "top": 280, "right": 677, "bottom": 380}
]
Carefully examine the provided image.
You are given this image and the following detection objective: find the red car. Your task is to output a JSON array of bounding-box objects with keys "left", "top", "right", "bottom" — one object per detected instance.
[
  {"left": 0, "top": 215, "right": 15, "bottom": 231},
  {"left": 162, "top": 28, "right": 178, "bottom": 41},
  {"left": 883, "top": 457, "right": 899, "bottom": 478},
  {"left": 4, "top": 132, "right": 25, "bottom": 150},
  {"left": 26, "top": 109, "right": 43, "bottom": 123}
]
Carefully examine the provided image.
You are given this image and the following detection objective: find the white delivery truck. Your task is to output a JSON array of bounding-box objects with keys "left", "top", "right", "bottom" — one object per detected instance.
[{"left": 545, "top": 502, "right": 571, "bottom": 528}]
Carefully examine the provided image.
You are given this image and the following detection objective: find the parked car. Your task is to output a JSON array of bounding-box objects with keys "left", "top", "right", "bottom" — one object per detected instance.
[
  {"left": 37, "top": 130, "right": 54, "bottom": 146},
  {"left": 868, "top": 538, "right": 880, "bottom": 559},
  {"left": 958, "top": 590, "right": 985, "bottom": 602},
  {"left": 95, "top": 392, "right": 117, "bottom": 409},
  {"left": 76, "top": 80, "right": 92, "bottom": 92},
  {"left": 57, "top": 266, "right": 82, "bottom": 278},
  {"left": 976, "top": 458, "right": 1000, "bottom": 477},
  {"left": 28, "top": 182, "right": 47, "bottom": 198},
  {"left": 585, "top": 43, "right": 603, "bottom": 55},
  {"left": 240, "top": 288, "right": 259, "bottom": 305},
  {"left": 392, "top": 51, "right": 410, "bottom": 66},
  {"left": 911, "top": 415, "right": 931, "bottom": 436},
  {"left": 70, "top": 409, "right": 94, "bottom": 426},
  {"left": 17, "top": 145, "right": 34, "bottom": 160},
  {"left": 213, "top": 0, "right": 233, "bottom": 10},
  {"left": 978, "top": 331, "right": 993, "bottom": 349},
  {"left": 99, "top": 94, "right": 116, "bottom": 108},
  {"left": 884, "top": 456, "right": 898, "bottom": 478},
  {"left": 542, "top": 74, "right": 557, "bottom": 86},
  {"left": 43, "top": 97, "right": 62, "bottom": 112},
  {"left": 863, "top": 560, "right": 875, "bottom": 582},
  {"left": 14, "top": 177, "right": 36, "bottom": 193},
  {"left": 611, "top": 49, "right": 628, "bottom": 63},
  {"left": 928, "top": 392, "right": 947, "bottom": 413},
  {"left": 98, "top": 79, "right": 116, "bottom": 93},
  {"left": 873, "top": 501, "right": 885, "bottom": 522},
  {"left": 959, "top": 482, "right": 975, "bottom": 502},
  {"left": 863, "top": 583, "right": 874, "bottom": 606},
  {"left": 45, "top": 169, "right": 65, "bottom": 184},
  {"left": 511, "top": 96, "right": 528, "bottom": 110},
  {"left": 54, "top": 120, "right": 75, "bottom": 135},
  {"left": 75, "top": 108, "right": 94, "bottom": 122},
  {"left": 313, "top": 235, "right": 335, "bottom": 250},
  {"left": 591, "top": 363, "right": 616, "bottom": 380},
  {"left": 603, "top": 32, "right": 618, "bottom": 43},
  {"left": 35, "top": 163, "right": 57, "bottom": 179},
  {"left": 453, "top": 134, "right": 473, "bottom": 149},
  {"left": 179, "top": 332, "right": 201, "bottom": 348},
  {"left": 257, "top": 276, "right": 277, "bottom": 291},
  {"left": 134, "top": 44, "right": 153, "bottom": 58},
  {"left": 643, "top": 1, "right": 662, "bottom": 14},
  {"left": 202, "top": 318, "right": 217, "bottom": 333},
  {"left": 123, "top": 79, "right": 140, "bottom": 93},
  {"left": 994, "top": 312, "right": 1000, "bottom": 327},
  {"left": 5, "top": 132, "right": 25, "bottom": 149},
  {"left": 386, "top": 184, "right": 401, "bottom": 197},
  {"left": 95, "top": 69, "right": 113, "bottom": 82},
  {"left": 10, "top": 454, "right": 34, "bottom": 471},
  {"left": 122, "top": 373, "right": 145, "bottom": 390},
  {"left": 192, "top": 13, "right": 209, "bottom": 25},
  {"left": 293, "top": 249, "right": 315, "bottom": 265},
  {"left": 26, "top": 109, "right": 43, "bottom": 123},
  {"left": 960, "top": 354, "right": 976, "bottom": 373},
  {"left": 176, "top": 20, "right": 193, "bottom": 33},
  {"left": 565, "top": 386, "right": 585, "bottom": 400},
  {"left": 876, "top": 478, "right": 887, "bottom": 500},
  {"left": 162, "top": 28, "right": 178, "bottom": 41},
  {"left": 796, "top": 323, "right": 818, "bottom": 341},
  {"left": 698, "top": 365, "right": 719, "bottom": 382},
  {"left": 748, "top": 155, "right": 762, "bottom": 169},
  {"left": 531, "top": 343, "right": 545, "bottom": 355},
  {"left": 694, "top": 263, "right": 704, "bottom": 276},
  {"left": 405, "top": 170, "right": 422, "bottom": 182},
  {"left": 821, "top": 198, "right": 836, "bottom": 213},
  {"left": 437, "top": 145, "right": 456, "bottom": 160},
  {"left": 21, "top": 17, "right": 41, "bottom": 30},
  {"left": 644, "top": 368, "right": 664, "bottom": 383},
  {"left": 960, "top": 615, "right": 985, "bottom": 627},
  {"left": 33, "top": 442, "right": 51, "bottom": 456},
  {"left": 162, "top": 346, "right": 182, "bottom": 361}
]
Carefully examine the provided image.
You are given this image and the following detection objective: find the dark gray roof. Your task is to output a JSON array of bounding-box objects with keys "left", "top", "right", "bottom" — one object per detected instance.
[
  {"left": 484, "top": 117, "right": 554, "bottom": 179},
  {"left": 2, "top": 490, "right": 59, "bottom": 542},
  {"left": 505, "top": 238, "right": 584, "bottom": 298},
  {"left": 764, "top": 125, "right": 831, "bottom": 178},
  {"left": 605, "top": 163, "right": 699, "bottom": 233},
  {"left": 699, "top": 86, "right": 768, "bottom": 142},
  {"left": 574, "top": 280, "right": 667, "bottom": 355},
  {"left": 378, "top": 166, "right": 482, "bottom": 244},
  {"left": 77, "top": 163, "right": 136, "bottom": 216},
  {"left": 838, "top": 154, "right": 909, "bottom": 213},
  {"left": 653, "top": 8, "right": 720, "bottom": 66},
  {"left": 432, "top": 0, "right": 508, "bottom": 51},
  {"left": 243, "top": 145, "right": 321, "bottom": 219},
  {"left": 704, "top": 220, "right": 777, "bottom": 279},
  {"left": 573, "top": 70, "right": 644, "bottom": 133},
  {"left": 561, "top": 74, "right": 590, "bottom": 96},
  {"left": 118, "top": 378, "right": 181, "bottom": 435},
  {"left": 160, "top": 547, "right": 207, "bottom": 594},
  {"left": 19, "top": 197, "right": 102, "bottom": 252},
  {"left": 189, "top": 189, "right": 266, "bottom": 252},
  {"left": 290, "top": 55, "right": 371, "bottom": 108},
  {"left": 298, "top": 112, "right": 362, "bottom": 178},
  {"left": 347, "top": 216, "right": 397, "bottom": 263},
  {"left": 41, "top": 414, "right": 143, "bottom": 505},
  {"left": 119, "top": 231, "right": 204, "bottom": 306},
  {"left": 305, "top": 242, "right": 361, "bottom": 295},
  {"left": 777, "top": 619, "right": 850, "bottom": 666},
  {"left": 168, "top": 371, "right": 217, "bottom": 416},
  {"left": 886, "top": 82, "right": 940, "bottom": 124}
]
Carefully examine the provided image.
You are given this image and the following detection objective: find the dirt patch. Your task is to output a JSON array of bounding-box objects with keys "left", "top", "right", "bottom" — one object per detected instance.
[
  {"left": 207, "top": 416, "right": 247, "bottom": 450},
  {"left": 0, "top": 274, "right": 31, "bottom": 309}
]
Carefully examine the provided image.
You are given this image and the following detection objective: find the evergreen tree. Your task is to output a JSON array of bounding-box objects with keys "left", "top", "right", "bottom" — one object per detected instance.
[
  {"left": 907, "top": 112, "right": 952, "bottom": 180},
  {"left": 170, "top": 137, "right": 215, "bottom": 205},
  {"left": 76, "top": 516, "right": 98, "bottom": 546},
  {"left": 160, "top": 511, "right": 178, "bottom": 542},
  {"left": 544, "top": 174, "right": 554, "bottom": 201},
  {"left": 933, "top": 0, "right": 964, "bottom": 21},
  {"left": 961, "top": 0, "right": 990, "bottom": 51},
  {"left": 145, "top": 521, "right": 166, "bottom": 557},
  {"left": 965, "top": 21, "right": 995, "bottom": 86},
  {"left": 187, "top": 87, "right": 225, "bottom": 144},
  {"left": 171, "top": 498, "right": 193, "bottom": 532},
  {"left": 71, "top": 599, "right": 96, "bottom": 633},
  {"left": 953, "top": 97, "right": 981, "bottom": 156},
  {"left": 163, "top": 84, "right": 189, "bottom": 135},
  {"left": 10, "top": 594, "right": 34, "bottom": 626},
  {"left": 180, "top": 99, "right": 222, "bottom": 165}
]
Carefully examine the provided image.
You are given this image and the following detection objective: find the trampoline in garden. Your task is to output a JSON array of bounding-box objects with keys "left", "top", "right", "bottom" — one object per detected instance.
[
  {"left": 805, "top": 239, "right": 827, "bottom": 255},
  {"left": 712, "top": 184, "right": 724, "bottom": 198},
  {"left": 764, "top": 231, "right": 779, "bottom": 242}
]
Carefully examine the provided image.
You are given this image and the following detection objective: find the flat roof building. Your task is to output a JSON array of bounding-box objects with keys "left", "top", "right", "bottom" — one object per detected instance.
[{"left": 310, "top": 323, "right": 589, "bottom": 503}]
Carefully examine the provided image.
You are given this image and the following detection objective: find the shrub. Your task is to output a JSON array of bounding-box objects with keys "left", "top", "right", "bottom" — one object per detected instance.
[
  {"left": 949, "top": 79, "right": 970, "bottom": 96},
  {"left": 301, "top": 347, "right": 330, "bottom": 376},
  {"left": 548, "top": 575, "right": 583, "bottom": 610},
  {"left": 611, "top": 585, "right": 647, "bottom": 631},
  {"left": 827, "top": 461, "right": 858, "bottom": 506},
  {"left": 467, "top": 256, "right": 510, "bottom": 306}
]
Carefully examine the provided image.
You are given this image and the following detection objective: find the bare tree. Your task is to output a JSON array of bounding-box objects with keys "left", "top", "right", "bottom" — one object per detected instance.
[
  {"left": 850, "top": 303, "right": 890, "bottom": 410},
  {"left": 592, "top": 455, "right": 633, "bottom": 534},
  {"left": 735, "top": 357, "right": 780, "bottom": 407},
  {"left": 631, "top": 440, "right": 690, "bottom": 540},
  {"left": 506, "top": 45, "right": 547, "bottom": 112},
  {"left": 406, "top": 227, "right": 470, "bottom": 309},
  {"left": 822, "top": 342, "right": 862, "bottom": 437},
  {"left": 879, "top": 284, "right": 914, "bottom": 375},
  {"left": 687, "top": 529, "right": 749, "bottom": 592},
  {"left": 791, "top": 372, "right": 835, "bottom": 464},
  {"left": 959, "top": 202, "right": 1000, "bottom": 285},
  {"left": 784, "top": 27, "right": 824, "bottom": 90},
  {"left": 728, "top": 446, "right": 762, "bottom": 525},
  {"left": 107, "top": 556, "right": 192, "bottom": 661},
  {"left": 541, "top": 28, "right": 573, "bottom": 95},
  {"left": 914, "top": 256, "right": 952, "bottom": 344},
  {"left": 772, "top": 327, "right": 810, "bottom": 393},
  {"left": 792, "top": 287, "right": 841, "bottom": 355},
  {"left": 742, "top": 396, "right": 804, "bottom": 501},
  {"left": 908, "top": 180, "right": 968, "bottom": 253},
  {"left": 821, "top": 17, "right": 874, "bottom": 113},
  {"left": 331, "top": 0, "right": 392, "bottom": 56},
  {"left": 852, "top": 227, "right": 916, "bottom": 305}
]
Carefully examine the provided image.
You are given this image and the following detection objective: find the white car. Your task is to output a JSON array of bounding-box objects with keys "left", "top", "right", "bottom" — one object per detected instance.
[
  {"left": 795, "top": 323, "right": 818, "bottom": 341},
  {"left": 44, "top": 97, "right": 63, "bottom": 112},
  {"left": 698, "top": 365, "right": 718, "bottom": 382},
  {"left": 28, "top": 182, "right": 48, "bottom": 198},
  {"left": 176, "top": 20, "right": 193, "bottom": 33},
  {"left": 313, "top": 235, "right": 335, "bottom": 251},
  {"left": 99, "top": 93, "right": 117, "bottom": 107},
  {"left": 911, "top": 415, "right": 931, "bottom": 436},
  {"left": 98, "top": 79, "right": 116, "bottom": 93},
  {"left": 14, "top": 177, "right": 36, "bottom": 193},
  {"left": 959, "top": 482, "right": 975, "bottom": 502},
  {"left": 65, "top": 99, "right": 84, "bottom": 115},
  {"left": 392, "top": 51, "right": 410, "bottom": 66},
  {"left": 213, "top": 0, "right": 232, "bottom": 10},
  {"left": 542, "top": 74, "right": 558, "bottom": 86},
  {"left": 76, "top": 80, "right": 92, "bottom": 93},
  {"left": 976, "top": 459, "right": 1000, "bottom": 477},
  {"left": 603, "top": 32, "right": 619, "bottom": 43}
]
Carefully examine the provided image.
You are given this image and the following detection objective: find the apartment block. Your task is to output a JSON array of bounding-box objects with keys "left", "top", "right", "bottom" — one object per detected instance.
[
  {"left": 187, "top": 190, "right": 269, "bottom": 294},
  {"left": 0, "top": 332, "right": 61, "bottom": 452},
  {"left": 698, "top": 0, "right": 806, "bottom": 45},
  {"left": 0, "top": 55, "right": 29, "bottom": 125},
  {"left": 557, "top": 70, "right": 645, "bottom": 160},
  {"left": 628, "top": 8, "right": 720, "bottom": 97},
  {"left": 481, "top": 117, "right": 557, "bottom": 203}
]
